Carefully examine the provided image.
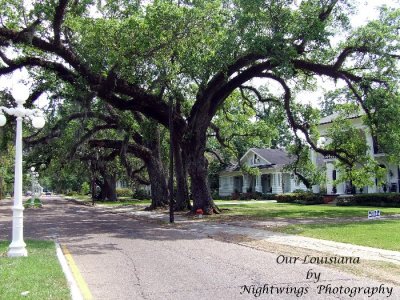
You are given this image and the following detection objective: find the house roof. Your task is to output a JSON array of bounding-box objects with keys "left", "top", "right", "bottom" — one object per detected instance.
[
  {"left": 251, "top": 148, "right": 293, "bottom": 165},
  {"left": 319, "top": 110, "right": 366, "bottom": 125},
  {"left": 221, "top": 148, "right": 293, "bottom": 174}
]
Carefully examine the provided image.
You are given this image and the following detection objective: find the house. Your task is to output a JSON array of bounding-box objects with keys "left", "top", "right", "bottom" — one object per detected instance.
[
  {"left": 311, "top": 112, "right": 400, "bottom": 194},
  {"left": 218, "top": 148, "right": 308, "bottom": 196}
]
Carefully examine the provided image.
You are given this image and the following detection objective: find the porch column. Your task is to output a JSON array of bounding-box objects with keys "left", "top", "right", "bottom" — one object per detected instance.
[
  {"left": 290, "top": 176, "right": 296, "bottom": 193},
  {"left": 336, "top": 169, "right": 345, "bottom": 194},
  {"left": 242, "top": 174, "right": 249, "bottom": 193},
  {"left": 365, "top": 130, "right": 377, "bottom": 193},
  {"left": 326, "top": 163, "right": 334, "bottom": 194},
  {"left": 255, "top": 174, "right": 262, "bottom": 193},
  {"left": 272, "top": 172, "right": 283, "bottom": 194},
  {"left": 309, "top": 148, "right": 320, "bottom": 193},
  {"left": 312, "top": 184, "right": 320, "bottom": 193}
]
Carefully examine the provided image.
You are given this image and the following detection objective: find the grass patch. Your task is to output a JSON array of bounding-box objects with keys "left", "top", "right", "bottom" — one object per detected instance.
[
  {"left": 275, "top": 219, "right": 400, "bottom": 251},
  {"left": 99, "top": 199, "right": 151, "bottom": 206},
  {"left": 217, "top": 202, "right": 400, "bottom": 219},
  {"left": 65, "top": 195, "right": 151, "bottom": 206},
  {"left": 24, "top": 198, "right": 43, "bottom": 208},
  {"left": 65, "top": 194, "right": 91, "bottom": 201},
  {"left": 0, "top": 240, "right": 70, "bottom": 299}
]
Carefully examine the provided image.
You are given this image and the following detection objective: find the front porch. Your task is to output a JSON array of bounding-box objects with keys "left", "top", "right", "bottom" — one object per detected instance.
[{"left": 219, "top": 172, "right": 307, "bottom": 196}]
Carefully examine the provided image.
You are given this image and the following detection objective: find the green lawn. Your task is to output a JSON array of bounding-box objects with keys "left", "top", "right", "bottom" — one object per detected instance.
[
  {"left": 217, "top": 202, "right": 400, "bottom": 219},
  {"left": 277, "top": 220, "right": 400, "bottom": 251},
  {"left": 99, "top": 199, "right": 151, "bottom": 206},
  {"left": 24, "top": 198, "right": 43, "bottom": 208},
  {"left": 0, "top": 240, "right": 70, "bottom": 300},
  {"left": 65, "top": 194, "right": 151, "bottom": 206}
]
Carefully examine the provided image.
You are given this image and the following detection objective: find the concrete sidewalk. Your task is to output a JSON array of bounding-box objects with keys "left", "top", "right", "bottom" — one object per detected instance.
[{"left": 95, "top": 204, "right": 400, "bottom": 265}]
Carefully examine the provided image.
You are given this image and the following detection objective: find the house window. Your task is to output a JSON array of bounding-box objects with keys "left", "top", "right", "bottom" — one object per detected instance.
[
  {"left": 221, "top": 177, "right": 228, "bottom": 188},
  {"left": 332, "top": 170, "right": 337, "bottom": 181},
  {"left": 253, "top": 154, "right": 260, "bottom": 164}
]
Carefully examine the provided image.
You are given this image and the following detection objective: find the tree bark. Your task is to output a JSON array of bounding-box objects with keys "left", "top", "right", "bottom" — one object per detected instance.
[
  {"left": 0, "top": 177, "right": 3, "bottom": 200},
  {"left": 173, "top": 140, "right": 191, "bottom": 211},
  {"left": 100, "top": 174, "right": 117, "bottom": 201},
  {"left": 145, "top": 156, "right": 169, "bottom": 210},
  {"left": 183, "top": 128, "right": 219, "bottom": 214},
  {"left": 143, "top": 123, "right": 169, "bottom": 210}
]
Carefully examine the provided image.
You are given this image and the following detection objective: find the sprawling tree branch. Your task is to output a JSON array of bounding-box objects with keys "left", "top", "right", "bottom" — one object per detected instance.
[
  {"left": 258, "top": 72, "right": 354, "bottom": 166},
  {"left": 69, "top": 124, "right": 119, "bottom": 157},
  {"left": 89, "top": 139, "right": 152, "bottom": 161},
  {"left": 25, "top": 112, "right": 117, "bottom": 145},
  {"left": 53, "top": 0, "right": 69, "bottom": 45}
]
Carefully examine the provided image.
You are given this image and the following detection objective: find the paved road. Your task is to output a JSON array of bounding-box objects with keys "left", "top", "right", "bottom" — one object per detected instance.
[{"left": 0, "top": 196, "right": 398, "bottom": 299}]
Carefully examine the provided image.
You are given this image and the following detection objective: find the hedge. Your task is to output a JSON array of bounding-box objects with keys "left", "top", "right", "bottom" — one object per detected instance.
[
  {"left": 116, "top": 188, "right": 133, "bottom": 198},
  {"left": 275, "top": 192, "right": 324, "bottom": 205},
  {"left": 336, "top": 193, "right": 400, "bottom": 207}
]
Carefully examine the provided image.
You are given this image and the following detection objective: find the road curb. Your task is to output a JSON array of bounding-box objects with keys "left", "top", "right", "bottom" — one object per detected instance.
[{"left": 56, "top": 242, "right": 84, "bottom": 300}]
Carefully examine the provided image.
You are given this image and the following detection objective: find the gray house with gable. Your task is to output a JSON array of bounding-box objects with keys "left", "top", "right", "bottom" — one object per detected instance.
[{"left": 218, "top": 148, "right": 307, "bottom": 196}]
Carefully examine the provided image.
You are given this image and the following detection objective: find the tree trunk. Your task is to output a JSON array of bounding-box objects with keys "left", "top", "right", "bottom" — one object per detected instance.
[
  {"left": 0, "top": 177, "right": 3, "bottom": 200},
  {"left": 90, "top": 177, "right": 96, "bottom": 205},
  {"left": 144, "top": 124, "right": 169, "bottom": 210},
  {"left": 146, "top": 156, "right": 169, "bottom": 210},
  {"left": 173, "top": 139, "right": 191, "bottom": 211},
  {"left": 184, "top": 129, "right": 219, "bottom": 214},
  {"left": 100, "top": 174, "right": 117, "bottom": 201}
]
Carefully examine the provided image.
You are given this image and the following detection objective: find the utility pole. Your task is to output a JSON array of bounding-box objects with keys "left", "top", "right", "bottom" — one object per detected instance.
[{"left": 168, "top": 96, "right": 175, "bottom": 223}]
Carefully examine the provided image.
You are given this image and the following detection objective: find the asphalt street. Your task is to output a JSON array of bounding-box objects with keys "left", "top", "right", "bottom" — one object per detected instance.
[{"left": 0, "top": 196, "right": 398, "bottom": 300}]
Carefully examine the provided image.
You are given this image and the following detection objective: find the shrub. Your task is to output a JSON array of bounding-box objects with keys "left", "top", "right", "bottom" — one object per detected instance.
[
  {"left": 231, "top": 191, "right": 241, "bottom": 200},
  {"left": 133, "top": 189, "right": 150, "bottom": 200},
  {"left": 276, "top": 192, "right": 324, "bottom": 205},
  {"left": 116, "top": 188, "right": 133, "bottom": 198},
  {"left": 80, "top": 182, "right": 90, "bottom": 195},
  {"left": 336, "top": 193, "right": 400, "bottom": 207},
  {"left": 237, "top": 192, "right": 280, "bottom": 200},
  {"left": 261, "top": 193, "right": 278, "bottom": 200},
  {"left": 24, "top": 198, "right": 43, "bottom": 208}
]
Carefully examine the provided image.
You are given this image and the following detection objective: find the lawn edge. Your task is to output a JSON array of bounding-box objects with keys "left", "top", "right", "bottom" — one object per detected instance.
[{"left": 56, "top": 242, "right": 84, "bottom": 300}]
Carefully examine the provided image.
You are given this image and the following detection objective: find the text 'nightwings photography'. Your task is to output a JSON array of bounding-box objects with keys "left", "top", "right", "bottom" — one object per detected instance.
[
  {"left": 240, "top": 284, "right": 394, "bottom": 298},
  {"left": 239, "top": 254, "right": 395, "bottom": 298}
]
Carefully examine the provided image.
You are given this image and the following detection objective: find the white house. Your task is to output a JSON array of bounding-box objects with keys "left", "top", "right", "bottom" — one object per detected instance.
[
  {"left": 312, "top": 112, "right": 400, "bottom": 195},
  {"left": 219, "top": 148, "right": 308, "bottom": 196}
]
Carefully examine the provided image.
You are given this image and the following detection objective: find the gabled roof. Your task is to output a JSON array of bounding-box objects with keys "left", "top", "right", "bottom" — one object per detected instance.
[
  {"left": 222, "top": 148, "right": 292, "bottom": 174},
  {"left": 319, "top": 110, "right": 366, "bottom": 125},
  {"left": 250, "top": 148, "right": 293, "bottom": 165}
]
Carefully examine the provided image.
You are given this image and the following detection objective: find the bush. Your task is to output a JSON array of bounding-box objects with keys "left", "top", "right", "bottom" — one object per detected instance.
[
  {"left": 239, "top": 192, "right": 264, "bottom": 200},
  {"left": 65, "top": 191, "right": 77, "bottom": 196},
  {"left": 236, "top": 192, "right": 278, "bottom": 200},
  {"left": 116, "top": 188, "right": 133, "bottom": 198},
  {"left": 24, "top": 198, "right": 43, "bottom": 208},
  {"left": 276, "top": 192, "right": 324, "bottom": 205},
  {"left": 80, "top": 182, "right": 90, "bottom": 195},
  {"left": 133, "top": 189, "right": 150, "bottom": 200},
  {"left": 336, "top": 193, "right": 400, "bottom": 207}
]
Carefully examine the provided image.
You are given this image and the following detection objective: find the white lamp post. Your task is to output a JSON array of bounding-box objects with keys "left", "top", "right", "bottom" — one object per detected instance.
[
  {"left": 0, "top": 88, "right": 45, "bottom": 257},
  {"left": 30, "top": 167, "right": 39, "bottom": 206}
]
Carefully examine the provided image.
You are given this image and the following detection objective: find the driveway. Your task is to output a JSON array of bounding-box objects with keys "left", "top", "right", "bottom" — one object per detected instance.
[{"left": 0, "top": 196, "right": 398, "bottom": 299}]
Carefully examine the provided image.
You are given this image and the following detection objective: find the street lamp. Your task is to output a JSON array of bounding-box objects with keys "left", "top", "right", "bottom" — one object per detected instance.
[
  {"left": 30, "top": 167, "right": 39, "bottom": 206},
  {"left": 0, "top": 88, "right": 45, "bottom": 257}
]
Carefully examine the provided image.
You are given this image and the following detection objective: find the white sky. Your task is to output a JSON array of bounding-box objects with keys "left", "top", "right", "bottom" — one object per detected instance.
[
  {"left": 294, "top": 0, "right": 400, "bottom": 106},
  {"left": 1, "top": 0, "right": 399, "bottom": 109}
]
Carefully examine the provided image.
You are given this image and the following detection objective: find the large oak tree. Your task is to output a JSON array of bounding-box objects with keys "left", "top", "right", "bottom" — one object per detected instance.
[{"left": 0, "top": 0, "right": 399, "bottom": 213}]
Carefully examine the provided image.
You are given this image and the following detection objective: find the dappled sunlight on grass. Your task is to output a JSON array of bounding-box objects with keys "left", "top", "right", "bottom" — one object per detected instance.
[
  {"left": 99, "top": 199, "right": 152, "bottom": 206},
  {"left": 218, "top": 202, "right": 400, "bottom": 219},
  {"left": 277, "top": 220, "right": 400, "bottom": 251}
]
